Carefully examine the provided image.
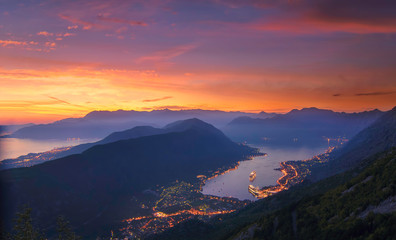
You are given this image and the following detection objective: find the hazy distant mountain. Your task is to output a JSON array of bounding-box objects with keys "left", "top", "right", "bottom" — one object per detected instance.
[
  {"left": 224, "top": 107, "right": 385, "bottom": 145},
  {"left": 257, "top": 111, "right": 277, "bottom": 119},
  {"left": 8, "top": 109, "right": 272, "bottom": 140},
  {"left": 0, "top": 119, "right": 256, "bottom": 236},
  {"left": 0, "top": 123, "right": 35, "bottom": 136}
]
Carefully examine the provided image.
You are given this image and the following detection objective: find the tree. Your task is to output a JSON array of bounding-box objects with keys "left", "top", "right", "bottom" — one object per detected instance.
[
  {"left": 56, "top": 216, "right": 80, "bottom": 240},
  {"left": 9, "top": 206, "right": 45, "bottom": 240}
]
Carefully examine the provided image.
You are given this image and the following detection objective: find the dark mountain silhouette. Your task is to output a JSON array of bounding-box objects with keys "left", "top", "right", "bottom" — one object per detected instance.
[
  {"left": 0, "top": 119, "right": 256, "bottom": 237},
  {"left": 8, "top": 109, "right": 272, "bottom": 140},
  {"left": 224, "top": 107, "right": 384, "bottom": 145},
  {"left": 164, "top": 118, "right": 226, "bottom": 137},
  {"left": 0, "top": 126, "right": 166, "bottom": 170},
  {"left": 1, "top": 118, "right": 235, "bottom": 170},
  {"left": 56, "top": 126, "right": 166, "bottom": 158}
]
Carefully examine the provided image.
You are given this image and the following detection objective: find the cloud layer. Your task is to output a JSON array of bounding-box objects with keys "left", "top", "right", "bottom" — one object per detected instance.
[{"left": 0, "top": 0, "right": 395, "bottom": 123}]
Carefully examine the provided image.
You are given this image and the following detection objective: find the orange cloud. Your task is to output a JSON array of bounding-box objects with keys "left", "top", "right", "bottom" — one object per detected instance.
[
  {"left": 63, "top": 33, "right": 75, "bottom": 37},
  {"left": 37, "top": 31, "right": 53, "bottom": 36},
  {"left": 0, "top": 63, "right": 395, "bottom": 124},
  {"left": 0, "top": 40, "right": 27, "bottom": 47}
]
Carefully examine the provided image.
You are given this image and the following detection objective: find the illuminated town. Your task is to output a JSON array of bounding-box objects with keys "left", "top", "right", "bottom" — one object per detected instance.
[
  {"left": 0, "top": 147, "right": 71, "bottom": 169},
  {"left": 119, "top": 181, "right": 250, "bottom": 239},
  {"left": 116, "top": 151, "right": 262, "bottom": 238}
]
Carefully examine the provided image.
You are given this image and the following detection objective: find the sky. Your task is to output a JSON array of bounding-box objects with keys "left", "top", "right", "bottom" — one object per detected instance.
[{"left": 0, "top": 0, "right": 395, "bottom": 124}]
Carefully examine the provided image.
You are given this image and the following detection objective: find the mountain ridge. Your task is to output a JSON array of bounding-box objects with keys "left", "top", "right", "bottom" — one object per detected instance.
[
  {"left": 8, "top": 109, "right": 273, "bottom": 139},
  {"left": 225, "top": 108, "right": 385, "bottom": 145},
  {"left": 0, "top": 119, "right": 257, "bottom": 237}
]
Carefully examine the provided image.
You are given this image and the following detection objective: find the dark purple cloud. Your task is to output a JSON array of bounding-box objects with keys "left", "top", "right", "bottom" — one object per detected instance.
[{"left": 355, "top": 91, "right": 396, "bottom": 96}]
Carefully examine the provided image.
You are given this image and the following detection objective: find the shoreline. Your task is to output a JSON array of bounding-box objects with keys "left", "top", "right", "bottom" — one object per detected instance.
[{"left": 249, "top": 147, "right": 335, "bottom": 198}]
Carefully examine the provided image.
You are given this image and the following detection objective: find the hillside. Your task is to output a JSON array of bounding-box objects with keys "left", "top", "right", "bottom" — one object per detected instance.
[
  {"left": 309, "top": 106, "right": 396, "bottom": 181},
  {"left": 224, "top": 108, "right": 384, "bottom": 145},
  {"left": 0, "top": 119, "right": 256, "bottom": 238}
]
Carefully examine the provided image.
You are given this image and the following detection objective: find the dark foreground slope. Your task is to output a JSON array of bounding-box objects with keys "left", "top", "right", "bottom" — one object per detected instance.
[{"left": 0, "top": 119, "right": 256, "bottom": 237}]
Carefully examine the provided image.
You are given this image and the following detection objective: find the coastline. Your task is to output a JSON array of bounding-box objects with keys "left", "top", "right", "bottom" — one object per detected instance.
[{"left": 249, "top": 147, "right": 335, "bottom": 198}]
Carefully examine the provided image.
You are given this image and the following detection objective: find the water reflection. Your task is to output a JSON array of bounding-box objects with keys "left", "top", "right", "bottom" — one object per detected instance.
[
  {"left": 201, "top": 144, "right": 327, "bottom": 201},
  {"left": 0, "top": 138, "right": 98, "bottom": 161}
]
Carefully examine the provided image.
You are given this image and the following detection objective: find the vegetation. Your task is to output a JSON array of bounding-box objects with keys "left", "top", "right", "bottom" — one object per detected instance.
[
  {"left": 235, "top": 148, "right": 396, "bottom": 240},
  {"left": 1, "top": 207, "right": 79, "bottom": 240}
]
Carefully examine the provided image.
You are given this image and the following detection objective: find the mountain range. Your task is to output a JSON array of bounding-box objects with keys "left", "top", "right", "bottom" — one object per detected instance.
[
  {"left": 7, "top": 109, "right": 275, "bottom": 140},
  {"left": 0, "top": 119, "right": 257, "bottom": 237},
  {"left": 224, "top": 107, "right": 384, "bottom": 145},
  {"left": 1, "top": 118, "right": 243, "bottom": 170},
  {"left": 5, "top": 108, "right": 384, "bottom": 144}
]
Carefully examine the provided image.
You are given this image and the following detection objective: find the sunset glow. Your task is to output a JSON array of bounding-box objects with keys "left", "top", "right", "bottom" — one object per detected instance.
[{"left": 1, "top": 0, "right": 395, "bottom": 124}]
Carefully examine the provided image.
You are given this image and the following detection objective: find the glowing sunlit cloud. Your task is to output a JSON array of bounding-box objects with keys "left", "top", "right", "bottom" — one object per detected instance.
[
  {"left": 0, "top": 40, "right": 48, "bottom": 52},
  {"left": 1, "top": 0, "right": 396, "bottom": 124},
  {"left": 0, "top": 40, "right": 27, "bottom": 47},
  {"left": 63, "top": 33, "right": 76, "bottom": 37}
]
